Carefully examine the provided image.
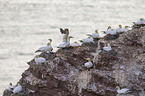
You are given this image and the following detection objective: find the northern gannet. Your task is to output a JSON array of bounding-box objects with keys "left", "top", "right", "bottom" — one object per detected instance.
[
  {"left": 35, "top": 39, "right": 53, "bottom": 53},
  {"left": 79, "top": 37, "right": 94, "bottom": 43},
  {"left": 122, "top": 26, "right": 130, "bottom": 32},
  {"left": 133, "top": 18, "right": 145, "bottom": 25},
  {"left": 103, "top": 26, "right": 117, "bottom": 35},
  {"left": 60, "top": 28, "right": 69, "bottom": 43},
  {"left": 57, "top": 36, "right": 74, "bottom": 48},
  {"left": 12, "top": 83, "right": 22, "bottom": 94},
  {"left": 8, "top": 83, "right": 14, "bottom": 91},
  {"left": 70, "top": 41, "right": 80, "bottom": 48},
  {"left": 115, "top": 25, "right": 123, "bottom": 33},
  {"left": 87, "top": 30, "right": 100, "bottom": 39},
  {"left": 116, "top": 86, "right": 131, "bottom": 94},
  {"left": 103, "top": 43, "right": 112, "bottom": 51},
  {"left": 84, "top": 58, "right": 93, "bottom": 71},
  {"left": 34, "top": 55, "right": 46, "bottom": 64}
]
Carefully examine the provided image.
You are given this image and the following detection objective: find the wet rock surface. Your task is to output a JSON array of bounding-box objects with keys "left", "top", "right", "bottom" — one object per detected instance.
[{"left": 3, "top": 26, "right": 145, "bottom": 96}]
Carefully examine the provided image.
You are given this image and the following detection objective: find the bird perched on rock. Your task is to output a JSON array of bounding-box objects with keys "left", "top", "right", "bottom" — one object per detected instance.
[
  {"left": 60, "top": 28, "right": 69, "bottom": 43},
  {"left": 133, "top": 18, "right": 145, "bottom": 25},
  {"left": 57, "top": 36, "right": 74, "bottom": 48},
  {"left": 87, "top": 30, "right": 100, "bottom": 39},
  {"left": 34, "top": 55, "right": 46, "bottom": 64},
  {"left": 116, "top": 86, "right": 132, "bottom": 95},
  {"left": 8, "top": 83, "right": 14, "bottom": 91},
  {"left": 115, "top": 25, "right": 123, "bottom": 33},
  {"left": 35, "top": 39, "right": 53, "bottom": 53},
  {"left": 122, "top": 26, "right": 130, "bottom": 32},
  {"left": 84, "top": 58, "right": 93, "bottom": 71},
  {"left": 70, "top": 41, "right": 80, "bottom": 48},
  {"left": 103, "top": 43, "right": 112, "bottom": 51},
  {"left": 79, "top": 37, "right": 94, "bottom": 43},
  {"left": 103, "top": 26, "right": 117, "bottom": 35},
  {"left": 12, "top": 83, "right": 22, "bottom": 94}
]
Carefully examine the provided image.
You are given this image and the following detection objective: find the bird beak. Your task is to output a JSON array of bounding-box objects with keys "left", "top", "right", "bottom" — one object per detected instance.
[{"left": 69, "top": 36, "right": 74, "bottom": 38}]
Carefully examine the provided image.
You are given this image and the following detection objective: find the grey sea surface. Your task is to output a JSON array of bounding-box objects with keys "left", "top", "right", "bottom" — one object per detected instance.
[{"left": 0, "top": 0, "right": 145, "bottom": 95}]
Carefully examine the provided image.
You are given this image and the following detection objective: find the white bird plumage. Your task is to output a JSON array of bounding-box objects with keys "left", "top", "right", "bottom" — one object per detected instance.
[
  {"left": 87, "top": 30, "right": 100, "bottom": 38},
  {"left": 35, "top": 39, "right": 53, "bottom": 53},
  {"left": 134, "top": 18, "right": 145, "bottom": 25},
  {"left": 84, "top": 58, "right": 93, "bottom": 69},
  {"left": 103, "top": 43, "right": 112, "bottom": 51},
  {"left": 57, "top": 36, "right": 74, "bottom": 48},
  {"left": 35, "top": 55, "right": 46, "bottom": 64},
  {"left": 70, "top": 41, "right": 80, "bottom": 47},
  {"left": 80, "top": 37, "right": 94, "bottom": 43},
  {"left": 103, "top": 26, "right": 117, "bottom": 35},
  {"left": 12, "top": 83, "right": 22, "bottom": 94},
  {"left": 116, "top": 86, "right": 130, "bottom": 94},
  {"left": 8, "top": 83, "right": 14, "bottom": 91}
]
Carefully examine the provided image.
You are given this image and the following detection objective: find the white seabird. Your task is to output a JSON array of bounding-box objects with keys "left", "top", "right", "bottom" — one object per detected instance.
[
  {"left": 133, "top": 18, "right": 145, "bottom": 25},
  {"left": 35, "top": 39, "right": 53, "bottom": 53},
  {"left": 122, "top": 26, "right": 130, "bottom": 32},
  {"left": 115, "top": 25, "right": 123, "bottom": 33},
  {"left": 87, "top": 30, "right": 100, "bottom": 39},
  {"left": 84, "top": 58, "right": 93, "bottom": 71},
  {"left": 103, "top": 43, "right": 112, "bottom": 51},
  {"left": 57, "top": 36, "right": 74, "bottom": 48},
  {"left": 103, "top": 26, "right": 117, "bottom": 35},
  {"left": 60, "top": 28, "right": 69, "bottom": 43},
  {"left": 8, "top": 83, "right": 14, "bottom": 91},
  {"left": 12, "top": 83, "right": 22, "bottom": 94},
  {"left": 116, "top": 86, "right": 131, "bottom": 94},
  {"left": 79, "top": 37, "right": 94, "bottom": 43},
  {"left": 70, "top": 41, "right": 80, "bottom": 48},
  {"left": 34, "top": 55, "right": 46, "bottom": 64}
]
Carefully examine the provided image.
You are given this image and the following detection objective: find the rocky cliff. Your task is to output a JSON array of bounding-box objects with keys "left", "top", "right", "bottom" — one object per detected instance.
[{"left": 3, "top": 24, "right": 145, "bottom": 96}]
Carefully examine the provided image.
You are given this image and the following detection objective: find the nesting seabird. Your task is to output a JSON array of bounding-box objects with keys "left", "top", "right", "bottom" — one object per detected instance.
[
  {"left": 115, "top": 25, "right": 123, "bottom": 33},
  {"left": 8, "top": 83, "right": 14, "bottom": 91},
  {"left": 87, "top": 30, "right": 100, "bottom": 39},
  {"left": 116, "top": 86, "right": 131, "bottom": 95},
  {"left": 103, "top": 26, "right": 117, "bottom": 35},
  {"left": 60, "top": 28, "right": 69, "bottom": 43},
  {"left": 57, "top": 36, "right": 74, "bottom": 48},
  {"left": 84, "top": 58, "right": 93, "bottom": 71},
  {"left": 34, "top": 55, "right": 46, "bottom": 64},
  {"left": 12, "top": 83, "right": 22, "bottom": 94},
  {"left": 70, "top": 41, "right": 80, "bottom": 48},
  {"left": 79, "top": 36, "right": 94, "bottom": 43},
  {"left": 133, "top": 18, "right": 145, "bottom": 25},
  {"left": 35, "top": 39, "right": 53, "bottom": 53},
  {"left": 103, "top": 43, "right": 112, "bottom": 51}
]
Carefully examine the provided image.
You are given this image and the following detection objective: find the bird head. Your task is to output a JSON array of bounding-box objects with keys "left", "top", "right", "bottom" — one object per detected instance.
[
  {"left": 116, "top": 86, "right": 120, "bottom": 90},
  {"left": 140, "top": 18, "right": 144, "bottom": 21},
  {"left": 48, "top": 39, "right": 52, "bottom": 43},
  {"left": 65, "top": 28, "right": 69, "bottom": 34},
  {"left": 74, "top": 41, "right": 78, "bottom": 43},
  {"left": 9, "top": 83, "right": 12, "bottom": 86},
  {"left": 88, "top": 37, "right": 91, "bottom": 39},
  {"left": 119, "top": 25, "right": 122, "bottom": 28},
  {"left": 125, "top": 26, "right": 130, "bottom": 29},
  {"left": 35, "top": 55, "right": 39, "bottom": 58},
  {"left": 87, "top": 58, "right": 91, "bottom": 62},
  {"left": 95, "top": 30, "right": 98, "bottom": 33},
  {"left": 107, "top": 26, "right": 111, "bottom": 29}
]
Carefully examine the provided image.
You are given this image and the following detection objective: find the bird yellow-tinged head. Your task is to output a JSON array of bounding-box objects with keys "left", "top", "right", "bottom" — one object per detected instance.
[
  {"left": 125, "top": 26, "right": 130, "bottom": 29},
  {"left": 108, "top": 26, "right": 111, "bottom": 29},
  {"left": 119, "top": 25, "right": 122, "bottom": 28},
  {"left": 116, "top": 86, "right": 120, "bottom": 90},
  {"left": 35, "top": 55, "right": 39, "bottom": 58},
  {"left": 95, "top": 30, "right": 98, "bottom": 33},
  {"left": 48, "top": 39, "right": 52, "bottom": 43},
  {"left": 87, "top": 58, "right": 91, "bottom": 62},
  {"left": 9, "top": 83, "right": 12, "bottom": 86}
]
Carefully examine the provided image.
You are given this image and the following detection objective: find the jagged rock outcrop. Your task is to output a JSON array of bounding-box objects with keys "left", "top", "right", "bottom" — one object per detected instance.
[{"left": 3, "top": 25, "right": 145, "bottom": 96}]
